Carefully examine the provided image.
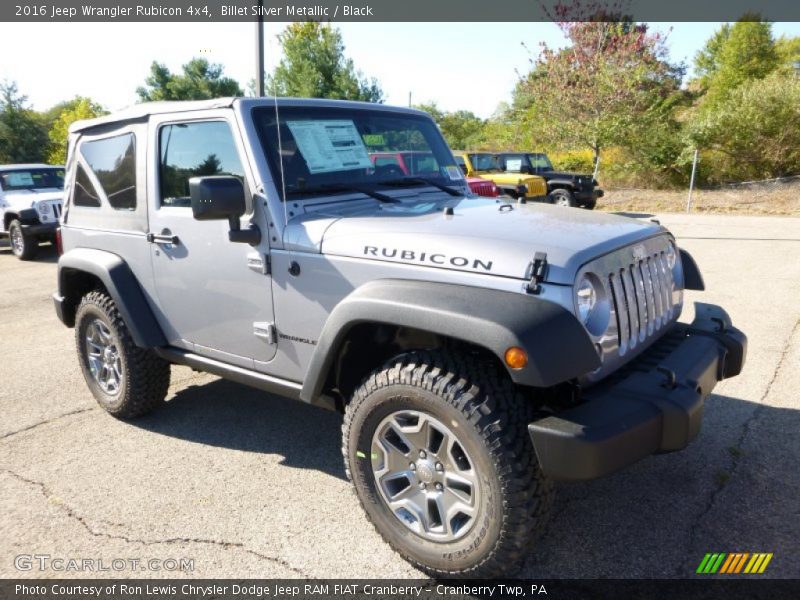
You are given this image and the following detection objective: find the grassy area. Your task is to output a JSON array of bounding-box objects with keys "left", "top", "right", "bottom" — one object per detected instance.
[{"left": 599, "top": 179, "right": 800, "bottom": 216}]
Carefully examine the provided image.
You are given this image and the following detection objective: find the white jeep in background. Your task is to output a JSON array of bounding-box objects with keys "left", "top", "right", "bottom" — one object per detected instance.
[{"left": 0, "top": 163, "right": 65, "bottom": 260}]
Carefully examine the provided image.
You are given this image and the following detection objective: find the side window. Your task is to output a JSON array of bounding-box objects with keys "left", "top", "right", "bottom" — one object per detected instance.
[
  {"left": 73, "top": 164, "right": 101, "bottom": 207},
  {"left": 79, "top": 133, "right": 137, "bottom": 210},
  {"left": 159, "top": 121, "right": 245, "bottom": 207}
]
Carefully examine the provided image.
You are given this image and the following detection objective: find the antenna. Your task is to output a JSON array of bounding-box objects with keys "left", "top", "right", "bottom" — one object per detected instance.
[{"left": 255, "top": 0, "right": 265, "bottom": 96}]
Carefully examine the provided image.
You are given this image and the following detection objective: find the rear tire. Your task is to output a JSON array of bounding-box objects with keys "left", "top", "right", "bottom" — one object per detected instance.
[
  {"left": 343, "top": 350, "right": 553, "bottom": 577},
  {"left": 8, "top": 220, "right": 37, "bottom": 260},
  {"left": 550, "top": 189, "right": 575, "bottom": 208},
  {"left": 75, "top": 291, "right": 170, "bottom": 418}
]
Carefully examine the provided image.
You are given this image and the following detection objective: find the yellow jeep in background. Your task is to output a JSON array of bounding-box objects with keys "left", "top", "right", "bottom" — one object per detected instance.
[{"left": 453, "top": 152, "right": 548, "bottom": 201}]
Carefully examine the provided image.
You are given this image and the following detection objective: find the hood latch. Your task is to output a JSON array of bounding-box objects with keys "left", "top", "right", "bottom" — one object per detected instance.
[{"left": 526, "top": 252, "right": 548, "bottom": 294}]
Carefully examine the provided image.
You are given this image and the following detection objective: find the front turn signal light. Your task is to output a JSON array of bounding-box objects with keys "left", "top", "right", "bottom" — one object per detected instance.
[{"left": 504, "top": 346, "right": 528, "bottom": 370}]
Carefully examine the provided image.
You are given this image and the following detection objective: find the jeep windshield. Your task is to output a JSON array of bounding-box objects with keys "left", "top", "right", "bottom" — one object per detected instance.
[
  {"left": 0, "top": 167, "right": 64, "bottom": 192},
  {"left": 253, "top": 106, "right": 460, "bottom": 200},
  {"left": 468, "top": 153, "right": 503, "bottom": 172},
  {"left": 502, "top": 153, "right": 553, "bottom": 173}
]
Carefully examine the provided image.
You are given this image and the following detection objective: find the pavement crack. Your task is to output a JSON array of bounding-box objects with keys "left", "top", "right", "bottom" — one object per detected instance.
[
  {"left": 677, "top": 317, "right": 800, "bottom": 576},
  {"left": 0, "top": 407, "right": 94, "bottom": 442},
  {"left": 1, "top": 468, "right": 307, "bottom": 576}
]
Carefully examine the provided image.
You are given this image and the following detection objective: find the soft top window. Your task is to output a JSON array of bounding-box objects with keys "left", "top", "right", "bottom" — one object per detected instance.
[{"left": 79, "top": 133, "right": 136, "bottom": 210}]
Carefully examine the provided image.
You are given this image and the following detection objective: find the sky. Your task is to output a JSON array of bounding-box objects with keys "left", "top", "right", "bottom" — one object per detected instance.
[{"left": 1, "top": 21, "right": 799, "bottom": 119}]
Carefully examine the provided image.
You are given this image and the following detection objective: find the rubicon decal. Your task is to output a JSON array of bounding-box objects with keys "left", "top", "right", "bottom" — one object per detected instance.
[
  {"left": 696, "top": 552, "right": 773, "bottom": 574},
  {"left": 364, "top": 246, "right": 493, "bottom": 272}
]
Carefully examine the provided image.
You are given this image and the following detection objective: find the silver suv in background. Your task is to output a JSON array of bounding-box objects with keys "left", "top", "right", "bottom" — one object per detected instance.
[
  {"left": 52, "top": 98, "right": 746, "bottom": 577},
  {"left": 0, "top": 164, "right": 64, "bottom": 259}
]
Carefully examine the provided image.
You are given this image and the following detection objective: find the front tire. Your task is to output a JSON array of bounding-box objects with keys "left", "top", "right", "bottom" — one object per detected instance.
[
  {"left": 8, "top": 220, "right": 37, "bottom": 260},
  {"left": 550, "top": 189, "right": 575, "bottom": 208},
  {"left": 75, "top": 291, "right": 170, "bottom": 418},
  {"left": 343, "top": 350, "right": 553, "bottom": 577}
]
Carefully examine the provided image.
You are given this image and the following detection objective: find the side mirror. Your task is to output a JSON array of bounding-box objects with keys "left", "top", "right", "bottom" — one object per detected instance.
[
  {"left": 189, "top": 176, "right": 260, "bottom": 245},
  {"left": 190, "top": 176, "right": 246, "bottom": 221}
]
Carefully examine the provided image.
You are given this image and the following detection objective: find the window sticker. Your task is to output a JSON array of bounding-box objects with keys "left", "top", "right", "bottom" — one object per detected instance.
[
  {"left": 286, "top": 120, "right": 373, "bottom": 174},
  {"left": 505, "top": 158, "right": 523, "bottom": 172},
  {"left": 6, "top": 172, "right": 34, "bottom": 186},
  {"left": 444, "top": 165, "right": 464, "bottom": 181}
]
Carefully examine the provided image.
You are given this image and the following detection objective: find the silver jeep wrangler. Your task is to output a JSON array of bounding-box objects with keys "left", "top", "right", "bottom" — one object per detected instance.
[{"left": 53, "top": 98, "right": 746, "bottom": 577}]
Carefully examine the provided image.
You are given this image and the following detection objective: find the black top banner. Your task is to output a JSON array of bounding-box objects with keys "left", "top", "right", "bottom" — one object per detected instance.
[{"left": 3, "top": 0, "right": 800, "bottom": 22}]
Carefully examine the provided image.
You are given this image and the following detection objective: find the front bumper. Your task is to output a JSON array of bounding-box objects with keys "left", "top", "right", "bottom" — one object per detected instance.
[{"left": 529, "top": 303, "right": 746, "bottom": 481}]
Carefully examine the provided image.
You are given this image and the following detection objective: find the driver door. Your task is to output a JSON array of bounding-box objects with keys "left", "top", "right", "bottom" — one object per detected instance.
[{"left": 147, "top": 113, "right": 277, "bottom": 368}]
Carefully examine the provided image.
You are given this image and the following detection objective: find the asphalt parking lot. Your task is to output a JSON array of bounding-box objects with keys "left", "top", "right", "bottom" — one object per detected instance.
[{"left": 1, "top": 213, "right": 799, "bottom": 579}]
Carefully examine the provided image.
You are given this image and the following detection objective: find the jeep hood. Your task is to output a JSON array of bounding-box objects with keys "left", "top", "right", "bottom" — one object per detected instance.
[
  {"left": 477, "top": 172, "right": 540, "bottom": 186},
  {"left": 540, "top": 171, "right": 590, "bottom": 181},
  {"left": 283, "top": 197, "right": 665, "bottom": 285}
]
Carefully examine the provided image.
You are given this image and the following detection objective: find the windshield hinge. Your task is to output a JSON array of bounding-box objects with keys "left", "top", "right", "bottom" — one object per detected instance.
[{"left": 526, "top": 252, "right": 548, "bottom": 294}]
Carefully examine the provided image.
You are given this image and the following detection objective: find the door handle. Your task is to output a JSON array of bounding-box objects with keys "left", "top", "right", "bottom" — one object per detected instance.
[{"left": 146, "top": 232, "right": 180, "bottom": 245}]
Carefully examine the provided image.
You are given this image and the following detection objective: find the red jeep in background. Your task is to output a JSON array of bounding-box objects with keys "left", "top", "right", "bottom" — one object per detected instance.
[{"left": 370, "top": 151, "right": 500, "bottom": 197}]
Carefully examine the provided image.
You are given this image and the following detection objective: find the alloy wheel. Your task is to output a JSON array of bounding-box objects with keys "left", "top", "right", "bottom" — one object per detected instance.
[
  {"left": 371, "top": 410, "right": 480, "bottom": 542},
  {"left": 85, "top": 319, "right": 122, "bottom": 395}
]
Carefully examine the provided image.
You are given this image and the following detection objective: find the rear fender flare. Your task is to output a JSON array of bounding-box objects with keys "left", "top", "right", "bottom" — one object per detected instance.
[{"left": 57, "top": 247, "right": 166, "bottom": 348}]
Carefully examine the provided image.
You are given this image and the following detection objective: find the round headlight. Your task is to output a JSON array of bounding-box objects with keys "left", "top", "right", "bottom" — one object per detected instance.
[
  {"left": 665, "top": 242, "right": 677, "bottom": 269},
  {"left": 575, "top": 275, "right": 597, "bottom": 324},
  {"left": 38, "top": 202, "right": 51, "bottom": 214}
]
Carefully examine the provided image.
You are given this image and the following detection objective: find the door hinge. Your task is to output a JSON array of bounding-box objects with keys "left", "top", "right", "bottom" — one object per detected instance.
[
  {"left": 253, "top": 322, "right": 277, "bottom": 344},
  {"left": 526, "top": 252, "right": 548, "bottom": 294},
  {"left": 247, "top": 252, "right": 270, "bottom": 274}
]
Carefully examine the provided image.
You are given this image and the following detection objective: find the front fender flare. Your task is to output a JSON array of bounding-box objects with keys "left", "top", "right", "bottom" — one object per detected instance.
[
  {"left": 56, "top": 248, "right": 166, "bottom": 348},
  {"left": 679, "top": 248, "right": 705, "bottom": 291},
  {"left": 546, "top": 180, "right": 576, "bottom": 190},
  {"left": 299, "top": 279, "right": 600, "bottom": 403},
  {"left": 18, "top": 208, "right": 40, "bottom": 225}
]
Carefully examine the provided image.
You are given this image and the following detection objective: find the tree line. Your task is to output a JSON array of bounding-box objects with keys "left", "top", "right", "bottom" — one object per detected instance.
[{"left": 2, "top": 19, "right": 798, "bottom": 188}]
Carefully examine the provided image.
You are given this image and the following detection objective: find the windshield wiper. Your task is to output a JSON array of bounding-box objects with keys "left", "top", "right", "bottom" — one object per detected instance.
[
  {"left": 286, "top": 184, "right": 398, "bottom": 203},
  {"left": 381, "top": 177, "right": 463, "bottom": 197}
]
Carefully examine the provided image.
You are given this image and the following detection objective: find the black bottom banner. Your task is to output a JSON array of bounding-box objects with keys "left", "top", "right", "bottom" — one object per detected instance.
[{"left": 2, "top": 579, "right": 800, "bottom": 600}]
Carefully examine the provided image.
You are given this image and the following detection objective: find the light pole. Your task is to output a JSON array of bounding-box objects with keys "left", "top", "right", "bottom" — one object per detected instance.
[{"left": 255, "top": 0, "right": 265, "bottom": 96}]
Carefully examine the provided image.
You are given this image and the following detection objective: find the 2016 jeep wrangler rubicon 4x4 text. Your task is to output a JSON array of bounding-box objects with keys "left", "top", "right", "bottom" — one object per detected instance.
[{"left": 53, "top": 98, "right": 746, "bottom": 577}]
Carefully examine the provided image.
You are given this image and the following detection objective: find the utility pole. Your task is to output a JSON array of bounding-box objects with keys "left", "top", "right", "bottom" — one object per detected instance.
[
  {"left": 255, "top": 0, "right": 265, "bottom": 96},
  {"left": 686, "top": 148, "right": 699, "bottom": 213}
]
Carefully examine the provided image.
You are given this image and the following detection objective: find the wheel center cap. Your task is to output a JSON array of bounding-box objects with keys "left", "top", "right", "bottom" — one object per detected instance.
[
  {"left": 416, "top": 461, "right": 435, "bottom": 483},
  {"left": 103, "top": 348, "right": 115, "bottom": 363}
]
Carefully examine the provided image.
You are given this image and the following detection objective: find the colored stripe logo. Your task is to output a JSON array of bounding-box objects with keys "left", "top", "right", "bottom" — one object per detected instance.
[{"left": 696, "top": 553, "right": 773, "bottom": 574}]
